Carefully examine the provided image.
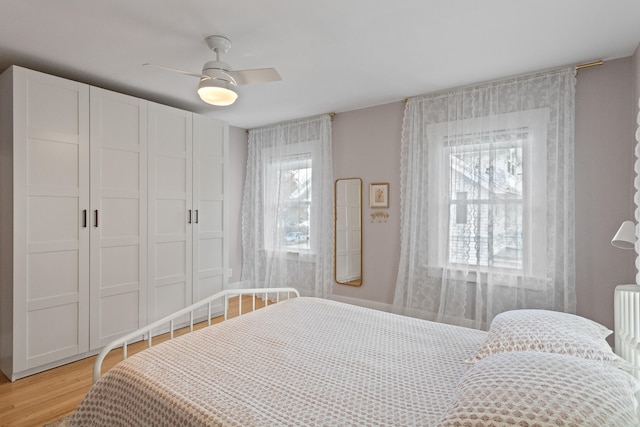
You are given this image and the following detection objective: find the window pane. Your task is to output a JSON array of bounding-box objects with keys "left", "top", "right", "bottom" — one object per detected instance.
[
  {"left": 449, "top": 144, "right": 523, "bottom": 200},
  {"left": 448, "top": 202, "right": 523, "bottom": 269},
  {"left": 447, "top": 136, "right": 524, "bottom": 269},
  {"left": 279, "top": 163, "right": 311, "bottom": 250}
]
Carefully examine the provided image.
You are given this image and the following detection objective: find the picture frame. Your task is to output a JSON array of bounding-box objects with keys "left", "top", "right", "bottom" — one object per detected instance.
[{"left": 369, "top": 183, "right": 389, "bottom": 208}]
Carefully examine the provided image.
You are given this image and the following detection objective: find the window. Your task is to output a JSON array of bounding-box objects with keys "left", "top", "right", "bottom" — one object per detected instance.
[
  {"left": 262, "top": 142, "right": 316, "bottom": 254},
  {"left": 243, "top": 115, "right": 333, "bottom": 297},
  {"left": 395, "top": 70, "right": 575, "bottom": 326},
  {"left": 447, "top": 133, "right": 524, "bottom": 269},
  {"left": 276, "top": 155, "right": 312, "bottom": 251},
  {"left": 427, "top": 109, "right": 548, "bottom": 276}
]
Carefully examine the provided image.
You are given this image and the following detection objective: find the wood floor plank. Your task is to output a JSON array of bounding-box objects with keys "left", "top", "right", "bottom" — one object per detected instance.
[{"left": 0, "top": 296, "right": 269, "bottom": 427}]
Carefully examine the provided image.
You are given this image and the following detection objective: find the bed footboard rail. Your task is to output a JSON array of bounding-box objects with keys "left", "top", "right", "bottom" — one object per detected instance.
[{"left": 93, "top": 287, "right": 300, "bottom": 382}]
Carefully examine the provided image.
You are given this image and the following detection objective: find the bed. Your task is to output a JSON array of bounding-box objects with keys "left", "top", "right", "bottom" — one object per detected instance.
[{"left": 70, "top": 288, "right": 640, "bottom": 426}]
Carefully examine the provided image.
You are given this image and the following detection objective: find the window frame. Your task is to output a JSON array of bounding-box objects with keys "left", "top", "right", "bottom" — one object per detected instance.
[
  {"left": 426, "top": 109, "right": 549, "bottom": 278},
  {"left": 262, "top": 140, "right": 318, "bottom": 255},
  {"left": 445, "top": 138, "right": 525, "bottom": 270}
]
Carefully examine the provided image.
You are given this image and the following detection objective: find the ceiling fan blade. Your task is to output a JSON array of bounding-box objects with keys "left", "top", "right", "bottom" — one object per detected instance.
[
  {"left": 229, "top": 68, "right": 281, "bottom": 85},
  {"left": 143, "top": 63, "right": 202, "bottom": 78}
]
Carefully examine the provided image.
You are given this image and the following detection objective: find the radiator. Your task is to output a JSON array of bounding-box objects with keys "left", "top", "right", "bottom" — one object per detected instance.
[{"left": 614, "top": 284, "right": 640, "bottom": 377}]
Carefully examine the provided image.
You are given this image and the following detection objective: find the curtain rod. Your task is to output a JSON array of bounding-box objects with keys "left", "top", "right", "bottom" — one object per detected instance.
[
  {"left": 404, "top": 60, "right": 605, "bottom": 104},
  {"left": 575, "top": 60, "right": 603, "bottom": 71},
  {"left": 246, "top": 113, "right": 335, "bottom": 133}
]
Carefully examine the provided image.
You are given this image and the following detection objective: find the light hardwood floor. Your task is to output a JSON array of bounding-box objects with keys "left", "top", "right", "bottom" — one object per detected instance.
[{"left": 0, "top": 296, "right": 271, "bottom": 427}]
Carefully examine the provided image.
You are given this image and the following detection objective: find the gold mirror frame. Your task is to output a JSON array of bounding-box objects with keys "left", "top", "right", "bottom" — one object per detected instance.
[{"left": 334, "top": 178, "right": 362, "bottom": 286}]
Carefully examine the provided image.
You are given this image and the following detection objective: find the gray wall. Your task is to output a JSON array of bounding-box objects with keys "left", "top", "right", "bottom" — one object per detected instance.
[
  {"left": 575, "top": 57, "right": 636, "bottom": 329},
  {"left": 331, "top": 103, "right": 404, "bottom": 304},
  {"left": 228, "top": 53, "right": 640, "bottom": 330},
  {"left": 228, "top": 126, "right": 248, "bottom": 284}
]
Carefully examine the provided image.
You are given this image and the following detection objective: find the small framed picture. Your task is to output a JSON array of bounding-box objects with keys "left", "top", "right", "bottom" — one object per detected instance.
[{"left": 370, "top": 183, "right": 389, "bottom": 208}]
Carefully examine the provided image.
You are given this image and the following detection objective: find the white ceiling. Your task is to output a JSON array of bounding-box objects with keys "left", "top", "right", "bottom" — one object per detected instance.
[{"left": 1, "top": 1, "right": 639, "bottom": 129}]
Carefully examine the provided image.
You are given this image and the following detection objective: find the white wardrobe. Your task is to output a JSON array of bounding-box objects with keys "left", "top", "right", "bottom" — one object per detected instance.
[{"left": 0, "top": 66, "right": 228, "bottom": 381}]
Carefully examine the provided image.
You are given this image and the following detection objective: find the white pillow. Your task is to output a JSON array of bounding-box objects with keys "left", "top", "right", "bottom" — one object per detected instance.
[
  {"left": 438, "top": 351, "right": 640, "bottom": 427},
  {"left": 467, "top": 309, "right": 622, "bottom": 364}
]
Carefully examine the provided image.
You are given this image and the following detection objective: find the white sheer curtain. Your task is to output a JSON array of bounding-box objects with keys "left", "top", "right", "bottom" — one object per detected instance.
[
  {"left": 394, "top": 68, "right": 576, "bottom": 329},
  {"left": 241, "top": 115, "right": 334, "bottom": 298},
  {"left": 635, "top": 97, "right": 640, "bottom": 284}
]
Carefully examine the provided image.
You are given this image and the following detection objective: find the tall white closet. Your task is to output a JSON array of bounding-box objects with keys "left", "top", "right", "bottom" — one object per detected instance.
[
  {"left": 89, "top": 88, "right": 148, "bottom": 350},
  {"left": 0, "top": 66, "right": 91, "bottom": 378},
  {"left": 148, "top": 104, "right": 194, "bottom": 322},
  {"left": 147, "top": 104, "right": 228, "bottom": 323},
  {"left": 0, "top": 66, "right": 228, "bottom": 381}
]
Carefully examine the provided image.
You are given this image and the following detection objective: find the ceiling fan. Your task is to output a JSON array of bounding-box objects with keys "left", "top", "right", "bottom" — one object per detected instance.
[{"left": 144, "top": 35, "right": 281, "bottom": 106}]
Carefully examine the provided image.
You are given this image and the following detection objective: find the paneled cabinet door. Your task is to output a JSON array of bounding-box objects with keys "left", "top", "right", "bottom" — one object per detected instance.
[
  {"left": 89, "top": 88, "right": 148, "bottom": 350},
  {"left": 13, "top": 67, "right": 90, "bottom": 372},
  {"left": 148, "top": 103, "right": 193, "bottom": 322},
  {"left": 192, "top": 115, "right": 228, "bottom": 314}
]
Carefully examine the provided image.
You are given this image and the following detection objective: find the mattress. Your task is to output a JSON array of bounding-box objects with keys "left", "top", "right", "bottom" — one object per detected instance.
[{"left": 70, "top": 297, "right": 487, "bottom": 426}]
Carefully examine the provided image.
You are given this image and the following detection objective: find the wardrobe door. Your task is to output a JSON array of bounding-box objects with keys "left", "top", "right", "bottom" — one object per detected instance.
[
  {"left": 89, "top": 88, "right": 148, "bottom": 349},
  {"left": 13, "top": 67, "right": 90, "bottom": 372},
  {"left": 192, "top": 115, "right": 228, "bottom": 314},
  {"left": 148, "top": 103, "right": 193, "bottom": 322}
]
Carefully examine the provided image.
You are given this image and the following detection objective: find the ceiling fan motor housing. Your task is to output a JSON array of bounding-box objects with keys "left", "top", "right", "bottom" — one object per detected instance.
[{"left": 202, "top": 61, "right": 237, "bottom": 86}]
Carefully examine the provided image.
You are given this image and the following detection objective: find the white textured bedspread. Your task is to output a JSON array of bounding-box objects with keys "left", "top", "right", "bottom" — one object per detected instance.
[{"left": 70, "top": 297, "right": 487, "bottom": 426}]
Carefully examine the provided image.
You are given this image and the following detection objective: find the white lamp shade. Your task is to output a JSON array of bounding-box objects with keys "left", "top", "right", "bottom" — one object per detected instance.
[
  {"left": 612, "top": 220, "right": 636, "bottom": 249},
  {"left": 197, "top": 78, "right": 238, "bottom": 106}
]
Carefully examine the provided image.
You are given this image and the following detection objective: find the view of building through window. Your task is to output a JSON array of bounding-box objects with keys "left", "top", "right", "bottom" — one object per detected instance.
[
  {"left": 447, "top": 137, "right": 524, "bottom": 270},
  {"left": 278, "top": 158, "right": 312, "bottom": 251}
]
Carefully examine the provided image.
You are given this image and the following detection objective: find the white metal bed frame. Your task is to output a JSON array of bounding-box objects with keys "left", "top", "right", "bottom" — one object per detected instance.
[{"left": 93, "top": 287, "right": 300, "bottom": 383}]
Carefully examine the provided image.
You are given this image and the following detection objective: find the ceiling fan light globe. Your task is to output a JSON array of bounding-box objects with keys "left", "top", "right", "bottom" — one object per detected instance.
[
  {"left": 198, "top": 86, "right": 237, "bottom": 106},
  {"left": 197, "top": 79, "right": 238, "bottom": 106}
]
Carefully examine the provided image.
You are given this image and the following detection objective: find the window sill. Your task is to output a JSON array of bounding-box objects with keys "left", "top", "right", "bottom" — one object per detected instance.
[
  {"left": 424, "top": 264, "right": 550, "bottom": 292},
  {"left": 262, "top": 249, "right": 317, "bottom": 262}
]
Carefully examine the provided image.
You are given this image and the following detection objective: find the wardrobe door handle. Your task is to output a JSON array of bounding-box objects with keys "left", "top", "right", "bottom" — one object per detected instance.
[
  {"left": 82, "top": 210, "right": 87, "bottom": 228},
  {"left": 94, "top": 210, "right": 99, "bottom": 227},
  {"left": 194, "top": 210, "right": 199, "bottom": 224},
  {"left": 188, "top": 209, "right": 192, "bottom": 224}
]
